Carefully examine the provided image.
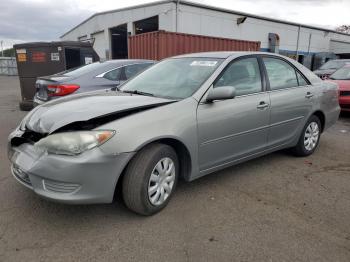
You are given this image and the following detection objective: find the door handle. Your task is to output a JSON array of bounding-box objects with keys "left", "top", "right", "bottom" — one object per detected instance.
[
  {"left": 257, "top": 101, "right": 269, "bottom": 109},
  {"left": 305, "top": 92, "right": 314, "bottom": 98}
]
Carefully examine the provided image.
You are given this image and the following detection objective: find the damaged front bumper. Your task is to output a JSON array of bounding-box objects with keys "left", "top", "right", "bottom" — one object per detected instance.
[{"left": 8, "top": 129, "right": 135, "bottom": 204}]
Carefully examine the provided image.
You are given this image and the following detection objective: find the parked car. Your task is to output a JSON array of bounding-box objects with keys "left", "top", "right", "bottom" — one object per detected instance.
[
  {"left": 33, "top": 59, "right": 154, "bottom": 106},
  {"left": 8, "top": 52, "right": 340, "bottom": 215},
  {"left": 326, "top": 65, "right": 350, "bottom": 112},
  {"left": 313, "top": 59, "right": 350, "bottom": 79}
]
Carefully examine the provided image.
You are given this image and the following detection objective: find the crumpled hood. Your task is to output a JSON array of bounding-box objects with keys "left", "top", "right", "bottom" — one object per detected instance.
[{"left": 25, "top": 90, "right": 174, "bottom": 134}]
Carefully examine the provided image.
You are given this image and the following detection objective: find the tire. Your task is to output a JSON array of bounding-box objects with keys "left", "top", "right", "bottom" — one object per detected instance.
[
  {"left": 292, "top": 115, "right": 321, "bottom": 157},
  {"left": 122, "top": 143, "right": 179, "bottom": 216},
  {"left": 19, "top": 101, "right": 33, "bottom": 111}
]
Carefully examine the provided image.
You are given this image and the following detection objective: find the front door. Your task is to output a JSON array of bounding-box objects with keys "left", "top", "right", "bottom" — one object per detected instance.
[{"left": 197, "top": 57, "right": 270, "bottom": 172}]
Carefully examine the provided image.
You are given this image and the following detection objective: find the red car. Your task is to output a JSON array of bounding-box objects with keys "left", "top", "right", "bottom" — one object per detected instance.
[{"left": 327, "top": 65, "right": 350, "bottom": 112}]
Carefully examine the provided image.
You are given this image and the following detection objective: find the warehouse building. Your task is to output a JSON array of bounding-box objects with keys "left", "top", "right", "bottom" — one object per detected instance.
[{"left": 60, "top": 0, "right": 350, "bottom": 69}]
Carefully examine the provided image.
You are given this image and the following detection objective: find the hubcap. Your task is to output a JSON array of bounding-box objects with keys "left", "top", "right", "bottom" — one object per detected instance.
[
  {"left": 148, "top": 157, "right": 176, "bottom": 206},
  {"left": 304, "top": 122, "right": 319, "bottom": 151}
]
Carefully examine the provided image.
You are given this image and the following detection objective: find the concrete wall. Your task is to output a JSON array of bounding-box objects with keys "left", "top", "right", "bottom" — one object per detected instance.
[{"left": 61, "top": 2, "right": 350, "bottom": 59}]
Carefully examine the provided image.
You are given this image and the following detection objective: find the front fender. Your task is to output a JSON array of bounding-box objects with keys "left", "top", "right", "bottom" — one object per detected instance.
[{"left": 97, "top": 97, "right": 200, "bottom": 180}]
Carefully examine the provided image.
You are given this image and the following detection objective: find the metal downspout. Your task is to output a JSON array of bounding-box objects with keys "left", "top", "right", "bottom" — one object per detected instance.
[
  {"left": 296, "top": 25, "right": 301, "bottom": 58},
  {"left": 176, "top": 0, "right": 180, "bottom": 32}
]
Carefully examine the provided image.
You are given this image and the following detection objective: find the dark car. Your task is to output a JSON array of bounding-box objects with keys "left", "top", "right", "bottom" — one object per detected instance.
[
  {"left": 33, "top": 59, "right": 154, "bottom": 105},
  {"left": 313, "top": 59, "right": 350, "bottom": 79}
]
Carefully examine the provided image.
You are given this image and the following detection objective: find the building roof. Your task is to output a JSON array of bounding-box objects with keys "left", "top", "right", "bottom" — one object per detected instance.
[{"left": 61, "top": 0, "right": 350, "bottom": 38}]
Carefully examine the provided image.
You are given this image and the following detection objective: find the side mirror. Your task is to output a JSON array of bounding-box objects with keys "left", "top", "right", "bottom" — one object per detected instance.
[{"left": 206, "top": 86, "right": 236, "bottom": 103}]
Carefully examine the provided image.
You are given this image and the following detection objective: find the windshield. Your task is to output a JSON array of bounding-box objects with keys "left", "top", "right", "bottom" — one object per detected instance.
[
  {"left": 330, "top": 66, "right": 350, "bottom": 80},
  {"left": 319, "top": 60, "right": 348, "bottom": 70},
  {"left": 57, "top": 62, "right": 104, "bottom": 77},
  {"left": 120, "top": 57, "right": 223, "bottom": 99}
]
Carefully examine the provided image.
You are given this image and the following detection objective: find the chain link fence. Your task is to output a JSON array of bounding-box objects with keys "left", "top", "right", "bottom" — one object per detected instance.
[{"left": 0, "top": 57, "right": 17, "bottom": 76}]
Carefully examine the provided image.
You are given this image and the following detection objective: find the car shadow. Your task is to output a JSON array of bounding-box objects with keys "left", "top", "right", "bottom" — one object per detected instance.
[
  {"left": 340, "top": 111, "right": 350, "bottom": 119},
  {"left": 24, "top": 150, "right": 290, "bottom": 222}
]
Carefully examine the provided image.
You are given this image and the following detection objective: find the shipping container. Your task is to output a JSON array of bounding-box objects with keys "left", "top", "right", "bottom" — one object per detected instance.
[
  {"left": 14, "top": 41, "right": 99, "bottom": 110},
  {"left": 128, "top": 31, "right": 261, "bottom": 60}
]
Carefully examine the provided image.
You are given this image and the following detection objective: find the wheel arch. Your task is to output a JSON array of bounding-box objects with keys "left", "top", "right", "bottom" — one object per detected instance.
[
  {"left": 114, "top": 136, "right": 193, "bottom": 201},
  {"left": 311, "top": 110, "right": 326, "bottom": 132}
]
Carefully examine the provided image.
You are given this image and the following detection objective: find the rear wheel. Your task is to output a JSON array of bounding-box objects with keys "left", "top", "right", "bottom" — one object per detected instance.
[
  {"left": 292, "top": 115, "right": 321, "bottom": 156},
  {"left": 19, "top": 101, "right": 33, "bottom": 111},
  {"left": 122, "top": 143, "right": 179, "bottom": 215}
]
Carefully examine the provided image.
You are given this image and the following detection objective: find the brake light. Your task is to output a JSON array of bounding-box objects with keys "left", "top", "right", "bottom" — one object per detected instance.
[{"left": 47, "top": 84, "right": 80, "bottom": 96}]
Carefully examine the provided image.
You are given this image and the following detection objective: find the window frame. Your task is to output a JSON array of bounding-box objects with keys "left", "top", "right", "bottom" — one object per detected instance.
[
  {"left": 103, "top": 67, "right": 124, "bottom": 81},
  {"left": 124, "top": 63, "right": 152, "bottom": 79},
  {"left": 95, "top": 62, "right": 154, "bottom": 82},
  {"left": 258, "top": 55, "right": 311, "bottom": 92},
  {"left": 211, "top": 55, "right": 267, "bottom": 98}
]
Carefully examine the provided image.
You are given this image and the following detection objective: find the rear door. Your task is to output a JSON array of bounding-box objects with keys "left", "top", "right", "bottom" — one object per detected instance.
[{"left": 260, "top": 56, "right": 314, "bottom": 148}]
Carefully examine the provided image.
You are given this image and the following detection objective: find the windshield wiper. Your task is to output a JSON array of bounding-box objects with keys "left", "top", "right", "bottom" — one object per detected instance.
[
  {"left": 122, "top": 90, "right": 154, "bottom": 97},
  {"left": 111, "top": 85, "right": 120, "bottom": 91}
]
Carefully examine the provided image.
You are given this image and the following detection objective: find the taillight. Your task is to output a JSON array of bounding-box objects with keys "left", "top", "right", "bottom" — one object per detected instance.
[{"left": 47, "top": 84, "right": 80, "bottom": 96}]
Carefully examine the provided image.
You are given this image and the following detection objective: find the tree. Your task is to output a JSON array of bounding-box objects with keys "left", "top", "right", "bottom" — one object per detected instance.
[
  {"left": 335, "top": 25, "right": 350, "bottom": 34},
  {"left": 1, "top": 48, "right": 15, "bottom": 57}
]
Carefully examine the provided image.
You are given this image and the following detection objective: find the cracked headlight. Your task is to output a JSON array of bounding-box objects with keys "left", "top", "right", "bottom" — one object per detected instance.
[{"left": 34, "top": 130, "right": 115, "bottom": 155}]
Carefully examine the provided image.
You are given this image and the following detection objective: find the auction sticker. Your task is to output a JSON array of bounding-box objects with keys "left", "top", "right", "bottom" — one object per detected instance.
[{"left": 190, "top": 61, "right": 217, "bottom": 67}]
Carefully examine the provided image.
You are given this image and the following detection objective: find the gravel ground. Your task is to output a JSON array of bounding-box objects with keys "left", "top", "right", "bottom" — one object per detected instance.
[{"left": 0, "top": 76, "right": 349, "bottom": 262}]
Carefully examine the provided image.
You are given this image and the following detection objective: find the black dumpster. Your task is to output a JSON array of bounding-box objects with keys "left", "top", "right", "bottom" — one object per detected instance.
[{"left": 14, "top": 41, "right": 99, "bottom": 110}]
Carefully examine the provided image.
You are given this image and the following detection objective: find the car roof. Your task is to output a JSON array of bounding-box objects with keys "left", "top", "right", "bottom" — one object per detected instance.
[
  {"left": 173, "top": 51, "right": 288, "bottom": 59},
  {"left": 104, "top": 59, "right": 155, "bottom": 65}
]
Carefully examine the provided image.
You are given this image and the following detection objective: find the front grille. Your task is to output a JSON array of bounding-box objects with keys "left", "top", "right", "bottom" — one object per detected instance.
[
  {"left": 12, "top": 164, "right": 32, "bottom": 186},
  {"left": 43, "top": 179, "right": 80, "bottom": 194},
  {"left": 340, "top": 91, "right": 350, "bottom": 97}
]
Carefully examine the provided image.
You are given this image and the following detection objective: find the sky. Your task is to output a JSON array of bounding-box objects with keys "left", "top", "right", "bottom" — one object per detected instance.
[{"left": 0, "top": 0, "right": 349, "bottom": 49}]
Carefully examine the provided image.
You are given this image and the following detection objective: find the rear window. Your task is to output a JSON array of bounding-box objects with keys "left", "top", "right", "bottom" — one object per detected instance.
[{"left": 58, "top": 62, "right": 104, "bottom": 77}]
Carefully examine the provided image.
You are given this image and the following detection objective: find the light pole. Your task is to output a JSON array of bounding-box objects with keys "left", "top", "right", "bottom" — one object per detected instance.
[{"left": 0, "top": 41, "right": 3, "bottom": 57}]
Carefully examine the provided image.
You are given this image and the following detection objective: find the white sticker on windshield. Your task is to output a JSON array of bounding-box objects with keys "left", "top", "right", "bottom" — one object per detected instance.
[{"left": 190, "top": 61, "right": 217, "bottom": 67}]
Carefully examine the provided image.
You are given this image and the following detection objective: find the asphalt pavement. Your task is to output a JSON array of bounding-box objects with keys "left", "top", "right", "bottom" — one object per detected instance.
[{"left": 0, "top": 76, "right": 349, "bottom": 262}]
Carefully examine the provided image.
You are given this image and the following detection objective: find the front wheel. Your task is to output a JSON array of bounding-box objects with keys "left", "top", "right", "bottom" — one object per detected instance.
[
  {"left": 292, "top": 115, "right": 321, "bottom": 156},
  {"left": 122, "top": 143, "right": 179, "bottom": 215}
]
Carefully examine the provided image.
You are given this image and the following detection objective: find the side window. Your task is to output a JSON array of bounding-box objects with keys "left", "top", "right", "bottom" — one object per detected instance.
[
  {"left": 125, "top": 63, "right": 152, "bottom": 79},
  {"left": 103, "top": 68, "right": 122, "bottom": 81},
  {"left": 214, "top": 57, "right": 262, "bottom": 96},
  {"left": 263, "top": 57, "right": 298, "bottom": 90},
  {"left": 296, "top": 71, "right": 308, "bottom": 86}
]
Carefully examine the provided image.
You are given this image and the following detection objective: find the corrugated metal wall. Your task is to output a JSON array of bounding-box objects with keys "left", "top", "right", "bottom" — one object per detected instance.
[
  {"left": 128, "top": 31, "right": 261, "bottom": 60},
  {"left": 0, "top": 57, "right": 17, "bottom": 76}
]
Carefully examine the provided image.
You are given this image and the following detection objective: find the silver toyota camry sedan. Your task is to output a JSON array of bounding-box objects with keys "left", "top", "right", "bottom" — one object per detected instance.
[{"left": 8, "top": 52, "right": 340, "bottom": 215}]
